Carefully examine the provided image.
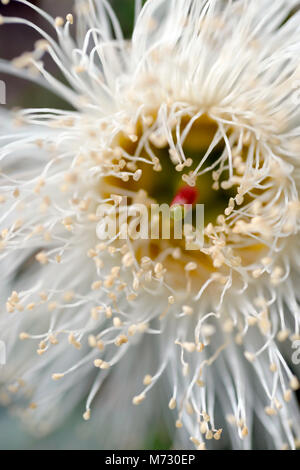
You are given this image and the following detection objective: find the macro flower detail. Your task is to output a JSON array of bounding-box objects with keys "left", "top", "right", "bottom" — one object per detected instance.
[{"left": 0, "top": 0, "right": 300, "bottom": 450}]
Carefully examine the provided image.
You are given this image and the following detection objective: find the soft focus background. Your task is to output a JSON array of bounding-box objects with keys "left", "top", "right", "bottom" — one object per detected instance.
[
  {"left": 0, "top": 0, "right": 171, "bottom": 450},
  {"left": 0, "top": 0, "right": 138, "bottom": 108}
]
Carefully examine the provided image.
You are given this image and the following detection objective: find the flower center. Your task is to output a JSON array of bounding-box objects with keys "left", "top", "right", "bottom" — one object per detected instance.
[
  {"left": 100, "top": 112, "right": 272, "bottom": 292},
  {"left": 105, "top": 115, "right": 235, "bottom": 223}
]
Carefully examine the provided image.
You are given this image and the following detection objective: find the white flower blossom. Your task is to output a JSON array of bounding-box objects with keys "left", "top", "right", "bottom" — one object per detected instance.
[{"left": 0, "top": 0, "right": 300, "bottom": 450}]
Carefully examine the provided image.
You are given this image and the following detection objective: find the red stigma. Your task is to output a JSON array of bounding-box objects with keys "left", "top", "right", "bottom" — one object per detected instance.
[{"left": 171, "top": 185, "right": 198, "bottom": 207}]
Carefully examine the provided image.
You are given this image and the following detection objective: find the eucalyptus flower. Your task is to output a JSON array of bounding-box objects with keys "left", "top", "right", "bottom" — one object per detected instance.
[{"left": 0, "top": 0, "right": 300, "bottom": 450}]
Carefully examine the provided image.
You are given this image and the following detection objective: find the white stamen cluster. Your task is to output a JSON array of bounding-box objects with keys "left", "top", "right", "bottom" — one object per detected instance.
[{"left": 0, "top": 0, "right": 300, "bottom": 450}]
